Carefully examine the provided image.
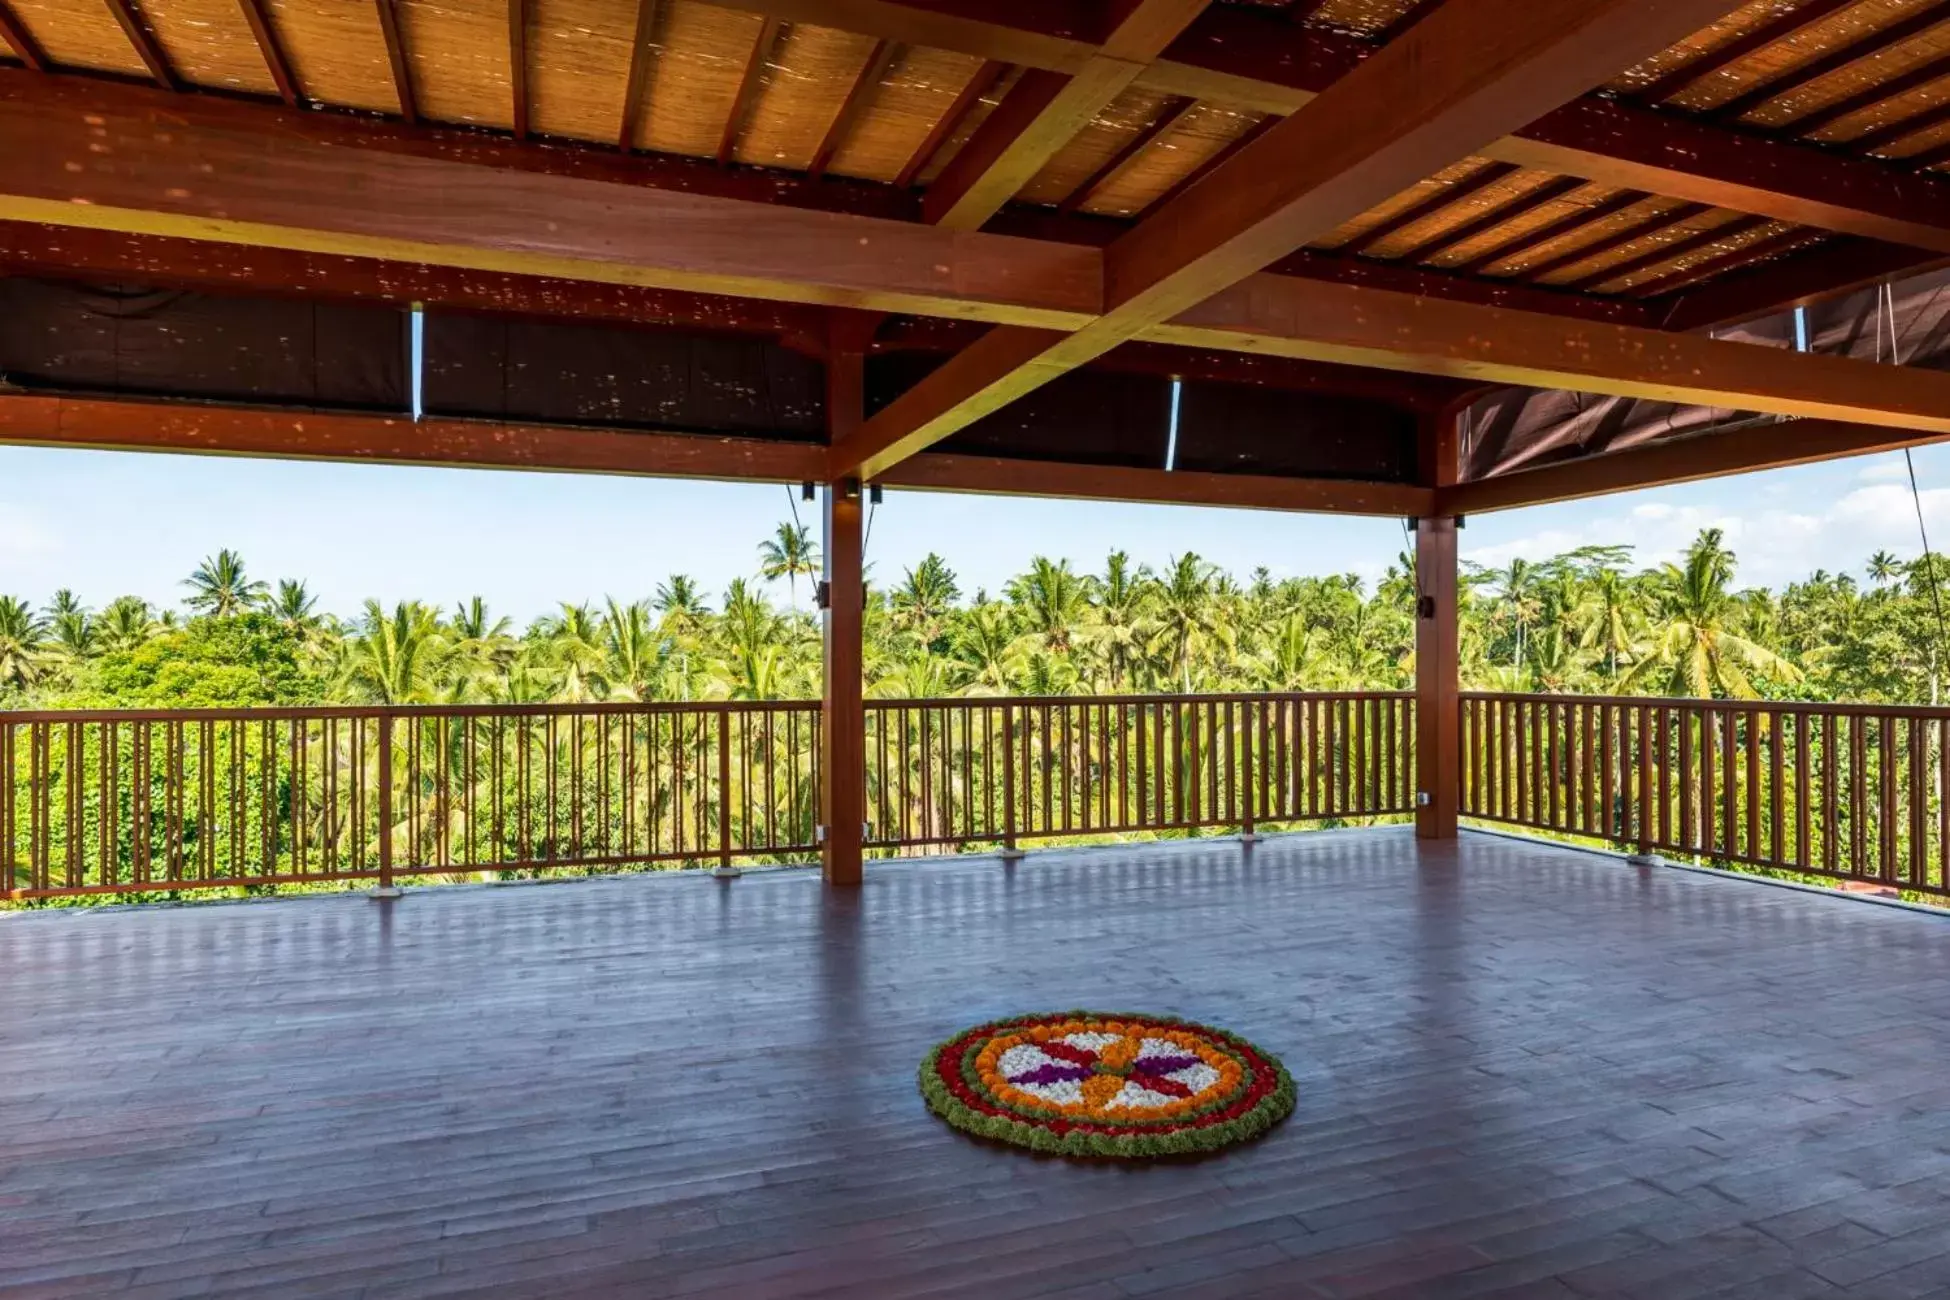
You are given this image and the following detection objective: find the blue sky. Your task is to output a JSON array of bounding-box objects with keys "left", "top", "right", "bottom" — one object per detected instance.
[{"left": 3, "top": 442, "right": 1948, "bottom": 623}]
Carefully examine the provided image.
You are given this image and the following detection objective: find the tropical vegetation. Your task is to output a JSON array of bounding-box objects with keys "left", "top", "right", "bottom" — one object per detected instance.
[{"left": 0, "top": 528, "right": 1944, "bottom": 708}]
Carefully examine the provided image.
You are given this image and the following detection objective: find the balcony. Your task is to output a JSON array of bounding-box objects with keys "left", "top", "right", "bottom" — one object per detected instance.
[{"left": 6, "top": 827, "right": 1950, "bottom": 1296}]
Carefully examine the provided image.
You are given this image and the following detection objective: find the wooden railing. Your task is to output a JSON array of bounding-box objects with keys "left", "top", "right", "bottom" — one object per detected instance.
[
  {"left": 0, "top": 702, "right": 821, "bottom": 898},
  {"left": 0, "top": 692, "right": 1414, "bottom": 899},
  {"left": 865, "top": 693, "right": 1416, "bottom": 851},
  {"left": 1463, "top": 693, "right": 1950, "bottom": 899}
]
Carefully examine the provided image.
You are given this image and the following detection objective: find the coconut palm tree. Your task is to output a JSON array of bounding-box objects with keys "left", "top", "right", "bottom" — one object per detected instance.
[
  {"left": 757, "top": 522, "right": 820, "bottom": 609},
  {"left": 184, "top": 549, "right": 268, "bottom": 617},
  {"left": 891, "top": 554, "right": 960, "bottom": 647},
  {"left": 1007, "top": 557, "right": 1088, "bottom": 655},
  {"left": 0, "top": 596, "right": 48, "bottom": 692},
  {"left": 1869, "top": 550, "right": 1902, "bottom": 587},
  {"left": 1153, "top": 553, "right": 1221, "bottom": 692},
  {"left": 1623, "top": 531, "right": 1799, "bottom": 699},
  {"left": 1576, "top": 570, "right": 1640, "bottom": 683},
  {"left": 96, "top": 596, "right": 155, "bottom": 652},
  {"left": 271, "top": 580, "right": 319, "bottom": 628},
  {"left": 342, "top": 600, "right": 442, "bottom": 703},
  {"left": 1079, "top": 551, "right": 1156, "bottom": 692}
]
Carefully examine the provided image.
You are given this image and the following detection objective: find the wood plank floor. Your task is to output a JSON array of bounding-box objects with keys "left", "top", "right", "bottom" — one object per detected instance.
[{"left": 5, "top": 828, "right": 1950, "bottom": 1298}]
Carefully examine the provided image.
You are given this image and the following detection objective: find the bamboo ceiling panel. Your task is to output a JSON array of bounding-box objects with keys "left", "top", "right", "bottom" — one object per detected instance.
[
  {"left": 1533, "top": 205, "right": 1750, "bottom": 287},
  {"left": 1742, "top": 11, "right": 1950, "bottom": 127},
  {"left": 1665, "top": 0, "right": 1934, "bottom": 112},
  {"left": 1810, "top": 66, "right": 1950, "bottom": 141},
  {"left": 8, "top": 0, "right": 148, "bottom": 75},
  {"left": 1356, "top": 167, "right": 1559, "bottom": 263},
  {"left": 629, "top": 0, "right": 761, "bottom": 156},
  {"left": 734, "top": 22, "right": 874, "bottom": 170},
  {"left": 911, "top": 64, "right": 1022, "bottom": 189},
  {"left": 1311, "top": 158, "right": 1488, "bottom": 252},
  {"left": 1304, "top": 0, "right": 1420, "bottom": 37},
  {"left": 1086, "top": 103, "right": 1259, "bottom": 219},
  {"left": 1476, "top": 195, "right": 1686, "bottom": 279},
  {"left": 1597, "top": 218, "right": 1802, "bottom": 293},
  {"left": 1879, "top": 111, "right": 1950, "bottom": 156},
  {"left": 1604, "top": 0, "right": 1786, "bottom": 96},
  {"left": 266, "top": 0, "right": 404, "bottom": 113},
  {"left": 1420, "top": 181, "right": 1617, "bottom": 272},
  {"left": 526, "top": 0, "right": 635, "bottom": 144},
  {"left": 401, "top": 0, "right": 517, "bottom": 130},
  {"left": 1014, "top": 86, "right": 1181, "bottom": 209},
  {"left": 826, "top": 46, "right": 986, "bottom": 185},
  {"left": 139, "top": 0, "right": 279, "bottom": 94}
]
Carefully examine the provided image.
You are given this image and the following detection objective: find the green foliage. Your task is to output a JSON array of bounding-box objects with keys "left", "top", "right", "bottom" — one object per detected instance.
[{"left": 4, "top": 526, "right": 1949, "bottom": 711}]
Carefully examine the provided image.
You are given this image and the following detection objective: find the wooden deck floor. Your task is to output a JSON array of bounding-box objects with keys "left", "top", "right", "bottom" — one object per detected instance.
[{"left": 5, "top": 829, "right": 1950, "bottom": 1298}]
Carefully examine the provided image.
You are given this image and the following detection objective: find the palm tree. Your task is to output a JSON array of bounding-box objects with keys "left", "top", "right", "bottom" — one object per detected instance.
[
  {"left": 271, "top": 580, "right": 319, "bottom": 628},
  {"left": 1576, "top": 570, "right": 1640, "bottom": 682},
  {"left": 1869, "top": 550, "right": 1902, "bottom": 587},
  {"left": 0, "top": 596, "right": 48, "bottom": 692},
  {"left": 342, "top": 600, "right": 442, "bottom": 703},
  {"left": 891, "top": 554, "right": 960, "bottom": 646},
  {"left": 1080, "top": 551, "right": 1155, "bottom": 692},
  {"left": 1496, "top": 558, "right": 1542, "bottom": 669},
  {"left": 599, "top": 598, "right": 662, "bottom": 701},
  {"left": 1153, "top": 553, "right": 1220, "bottom": 692},
  {"left": 183, "top": 549, "right": 268, "bottom": 618},
  {"left": 1007, "top": 557, "right": 1088, "bottom": 655},
  {"left": 96, "top": 596, "right": 155, "bottom": 653},
  {"left": 1623, "top": 530, "right": 1800, "bottom": 699},
  {"left": 758, "top": 522, "right": 820, "bottom": 609}
]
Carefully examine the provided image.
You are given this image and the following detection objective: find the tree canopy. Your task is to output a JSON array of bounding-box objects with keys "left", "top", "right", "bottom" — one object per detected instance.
[{"left": 0, "top": 528, "right": 1942, "bottom": 709}]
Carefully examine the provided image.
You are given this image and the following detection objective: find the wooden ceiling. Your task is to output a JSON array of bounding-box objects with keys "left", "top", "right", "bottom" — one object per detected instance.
[
  {"left": 1, "top": 0, "right": 1949, "bottom": 312},
  {"left": 6, "top": 0, "right": 1950, "bottom": 513}
]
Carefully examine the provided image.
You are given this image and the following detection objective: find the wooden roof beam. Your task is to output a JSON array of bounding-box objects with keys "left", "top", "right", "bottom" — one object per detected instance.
[
  {"left": 235, "top": 0, "right": 299, "bottom": 105},
  {"left": 1154, "top": 271, "right": 1950, "bottom": 437},
  {"left": 1439, "top": 416, "right": 1950, "bottom": 514},
  {"left": 0, "top": 393, "right": 1428, "bottom": 516},
  {"left": 373, "top": 0, "right": 416, "bottom": 123},
  {"left": 102, "top": 0, "right": 176, "bottom": 90},
  {"left": 921, "top": 0, "right": 1211, "bottom": 229},
  {"left": 0, "top": 0, "right": 47, "bottom": 70},
  {"left": 617, "top": 0, "right": 659, "bottom": 150},
  {"left": 834, "top": 0, "right": 1756, "bottom": 480},
  {"left": 808, "top": 39, "right": 899, "bottom": 179}
]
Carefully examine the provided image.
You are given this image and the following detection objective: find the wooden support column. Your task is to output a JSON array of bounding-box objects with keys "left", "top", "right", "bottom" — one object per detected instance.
[
  {"left": 1415, "top": 515, "right": 1460, "bottom": 841},
  {"left": 821, "top": 327, "right": 870, "bottom": 886}
]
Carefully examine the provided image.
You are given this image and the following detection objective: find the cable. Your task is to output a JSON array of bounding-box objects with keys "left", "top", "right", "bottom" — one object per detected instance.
[{"left": 1879, "top": 284, "right": 1950, "bottom": 673}]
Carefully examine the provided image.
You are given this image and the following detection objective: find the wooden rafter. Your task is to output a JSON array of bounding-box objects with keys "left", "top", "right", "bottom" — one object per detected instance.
[
  {"left": 1654, "top": 235, "right": 1939, "bottom": 330},
  {"left": 808, "top": 39, "right": 899, "bottom": 180},
  {"left": 1562, "top": 213, "right": 1772, "bottom": 293},
  {"left": 1146, "top": 114, "right": 1273, "bottom": 210},
  {"left": 372, "top": 0, "right": 416, "bottom": 123},
  {"left": 1634, "top": 0, "right": 1859, "bottom": 104},
  {"left": 1785, "top": 50, "right": 1950, "bottom": 138},
  {"left": 1450, "top": 192, "right": 1645, "bottom": 276},
  {"left": 1854, "top": 97, "right": 1950, "bottom": 153},
  {"left": 1713, "top": 2, "right": 1950, "bottom": 124},
  {"left": 1910, "top": 135, "right": 1950, "bottom": 169},
  {"left": 1159, "top": 271, "right": 1950, "bottom": 435},
  {"left": 834, "top": 0, "right": 1759, "bottom": 479},
  {"left": 1393, "top": 177, "right": 1585, "bottom": 266},
  {"left": 234, "top": 0, "right": 299, "bottom": 104},
  {"left": 1523, "top": 203, "right": 1709, "bottom": 283},
  {"left": 102, "top": 0, "right": 176, "bottom": 90},
  {"left": 1054, "top": 95, "right": 1195, "bottom": 215},
  {"left": 1439, "top": 416, "right": 1950, "bottom": 514},
  {"left": 718, "top": 17, "right": 784, "bottom": 166},
  {"left": 509, "top": 0, "right": 528, "bottom": 138},
  {"left": 617, "top": 0, "right": 660, "bottom": 151},
  {"left": 893, "top": 58, "right": 1003, "bottom": 188},
  {"left": 1629, "top": 224, "right": 1817, "bottom": 301},
  {"left": 921, "top": 0, "right": 1211, "bottom": 229},
  {"left": 1338, "top": 162, "right": 1521, "bottom": 259},
  {"left": 0, "top": 0, "right": 47, "bottom": 70}
]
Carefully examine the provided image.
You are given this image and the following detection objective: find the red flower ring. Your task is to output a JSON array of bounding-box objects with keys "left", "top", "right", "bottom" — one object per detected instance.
[{"left": 918, "top": 1012, "right": 1294, "bottom": 1158}]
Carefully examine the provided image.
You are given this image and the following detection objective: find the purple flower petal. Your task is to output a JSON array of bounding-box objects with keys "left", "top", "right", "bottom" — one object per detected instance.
[
  {"left": 1133, "top": 1055, "right": 1201, "bottom": 1076},
  {"left": 1007, "top": 1063, "right": 1093, "bottom": 1086}
]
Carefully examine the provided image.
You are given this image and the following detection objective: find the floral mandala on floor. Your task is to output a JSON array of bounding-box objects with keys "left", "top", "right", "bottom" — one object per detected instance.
[{"left": 919, "top": 1012, "right": 1295, "bottom": 1158}]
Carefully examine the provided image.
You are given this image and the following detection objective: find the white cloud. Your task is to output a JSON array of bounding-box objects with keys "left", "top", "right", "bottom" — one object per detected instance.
[
  {"left": 1462, "top": 484, "right": 1950, "bottom": 590},
  {"left": 1856, "top": 456, "right": 1912, "bottom": 483}
]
